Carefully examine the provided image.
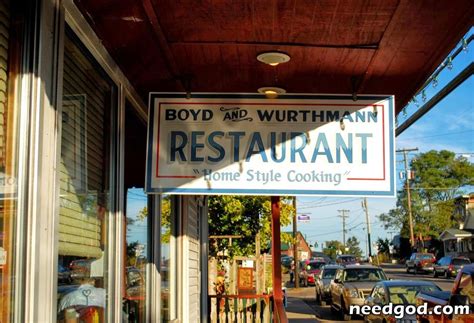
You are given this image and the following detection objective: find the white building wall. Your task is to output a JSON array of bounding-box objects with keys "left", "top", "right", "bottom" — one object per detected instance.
[{"left": 182, "top": 196, "right": 202, "bottom": 322}]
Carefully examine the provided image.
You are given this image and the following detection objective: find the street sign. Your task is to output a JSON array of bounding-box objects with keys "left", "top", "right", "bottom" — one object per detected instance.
[
  {"left": 146, "top": 93, "right": 395, "bottom": 196},
  {"left": 297, "top": 214, "right": 310, "bottom": 222}
]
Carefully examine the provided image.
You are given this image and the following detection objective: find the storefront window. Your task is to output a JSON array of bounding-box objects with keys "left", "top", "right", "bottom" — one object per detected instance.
[
  {"left": 0, "top": 0, "right": 22, "bottom": 321},
  {"left": 56, "top": 32, "right": 115, "bottom": 323},
  {"left": 124, "top": 188, "right": 147, "bottom": 322},
  {"left": 122, "top": 101, "right": 148, "bottom": 322},
  {"left": 161, "top": 196, "right": 174, "bottom": 322}
]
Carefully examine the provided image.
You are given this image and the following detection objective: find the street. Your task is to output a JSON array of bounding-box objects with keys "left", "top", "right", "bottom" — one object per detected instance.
[{"left": 285, "top": 263, "right": 454, "bottom": 322}]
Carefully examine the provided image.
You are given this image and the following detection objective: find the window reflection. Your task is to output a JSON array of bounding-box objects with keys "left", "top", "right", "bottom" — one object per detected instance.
[
  {"left": 57, "top": 33, "right": 114, "bottom": 323},
  {"left": 124, "top": 188, "right": 147, "bottom": 322},
  {"left": 0, "top": 0, "right": 22, "bottom": 321},
  {"left": 161, "top": 196, "right": 171, "bottom": 322}
]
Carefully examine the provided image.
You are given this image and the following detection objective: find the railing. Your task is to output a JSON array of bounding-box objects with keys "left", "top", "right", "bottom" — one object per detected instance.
[{"left": 208, "top": 294, "right": 273, "bottom": 323}]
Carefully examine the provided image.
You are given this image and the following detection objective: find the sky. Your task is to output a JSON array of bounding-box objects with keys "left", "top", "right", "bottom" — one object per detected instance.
[
  {"left": 288, "top": 27, "right": 473, "bottom": 255},
  {"left": 125, "top": 28, "right": 473, "bottom": 257}
]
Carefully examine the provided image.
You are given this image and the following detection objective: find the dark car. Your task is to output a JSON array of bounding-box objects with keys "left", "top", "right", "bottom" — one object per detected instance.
[
  {"left": 58, "top": 264, "right": 72, "bottom": 285},
  {"left": 364, "top": 280, "right": 441, "bottom": 322},
  {"left": 311, "top": 252, "right": 332, "bottom": 264},
  {"left": 300, "top": 260, "right": 326, "bottom": 286},
  {"left": 315, "top": 264, "right": 342, "bottom": 305},
  {"left": 336, "top": 254, "right": 359, "bottom": 266},
  {"left": 433, "top": 256, "right": 471, "bottom": 278},
  {"left": 405, "top": 252, "right": 436, "bottom": 274},
  {"left": 281, "top": 255, "right": 293, "bottom": 269},
  {"left": 417, "top": 264, "right": 474, "bottom": 323}
]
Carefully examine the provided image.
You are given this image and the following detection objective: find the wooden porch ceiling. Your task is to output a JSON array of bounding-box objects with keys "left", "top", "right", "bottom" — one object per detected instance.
[{"left": 74, "top": 0, "right": 473, "bottom": 114}]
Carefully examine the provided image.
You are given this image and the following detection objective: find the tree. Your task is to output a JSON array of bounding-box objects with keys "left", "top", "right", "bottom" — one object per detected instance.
[
  {"left": 376, "top": 238, "right": 391, "bottom": 254},
  {"left": 346, "top": 236, "right": 363, "bottom": 258},
  {"left": 137, "top": 196, "right": 171, "bottom": 243},
  {"left": 322, "top": 240, "right": 344, "bottom": 259},
  {"left": 378, "top": 150, "right": 474, "bottom": 240},
  {"left": 208, "top": 196, "right": 294, "bottom": 257}
]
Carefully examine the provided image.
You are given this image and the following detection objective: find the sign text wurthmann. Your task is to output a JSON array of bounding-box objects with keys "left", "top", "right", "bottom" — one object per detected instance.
[{"left": 146, "top": 94, "right": 395, "bottom": 196}]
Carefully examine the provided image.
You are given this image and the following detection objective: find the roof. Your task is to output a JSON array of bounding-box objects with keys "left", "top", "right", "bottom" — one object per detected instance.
[
  {"left": 73, "top": 0, "right": 474, "bottom": 113},
  {"left": 322, "top": 265, "right": 343, "bottom": 270},
  {"left": 458, "top": 264, "right": 474, "bottom": 275},
  {"left": 343, "top": 265, "right": 380, "bottom": 269},
  {"left": 377, "top": 280, "right": 439, "bottom": 287},
  {"left": 440, "top": 228, "right": 473, "bottom": 240}
]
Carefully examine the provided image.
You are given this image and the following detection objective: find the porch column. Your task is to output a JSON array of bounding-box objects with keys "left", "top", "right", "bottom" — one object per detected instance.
[
  {"left": 271, "top": 196, "right": 283, "bottom": 300},
  {"left": 271, "top": 196, "right": 288, "bottom": 322}
]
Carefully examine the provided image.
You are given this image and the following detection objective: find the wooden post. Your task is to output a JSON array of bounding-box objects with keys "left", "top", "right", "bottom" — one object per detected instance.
[{"left": 271, "top": 196, "right": 283, "bottom": 301}]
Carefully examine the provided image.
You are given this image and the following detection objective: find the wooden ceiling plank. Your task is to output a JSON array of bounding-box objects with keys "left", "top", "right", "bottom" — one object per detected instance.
[{"left": 141, "top": 0, "right": 185, "bottom": 91}]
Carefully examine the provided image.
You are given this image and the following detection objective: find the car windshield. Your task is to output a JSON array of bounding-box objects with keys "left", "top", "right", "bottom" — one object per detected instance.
[
  {"left": 453, "top": 258, "right": 470, "bottom": 265},
  {"left": 307, "top": 262, "right": 324, "bottom": 270},
  {"left": 388, "top": 285, "right": 441, "bottom": 305},
  {"left": 417, "top": 254, "right": 433, "bottom": 259},
  {"left": 322, "top": 268, "right": 337, "bottom": 279},
  {"left": 343, "top": 268, "right": 387, "bottom": 282}
]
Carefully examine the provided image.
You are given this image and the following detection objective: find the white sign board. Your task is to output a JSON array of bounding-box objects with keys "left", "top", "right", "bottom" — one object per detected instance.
[
  {"left": 242, "top": 260, "right": 254, "bottom": 268},
  {"left": 298, "top": 214, "right": 310, "bottom": 223},
  {"left": 146, "top": 93, "right": 395, "bottom": 196}
]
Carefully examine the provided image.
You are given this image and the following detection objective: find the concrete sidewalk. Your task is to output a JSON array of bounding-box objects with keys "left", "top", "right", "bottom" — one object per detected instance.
[{"left": 285, "top": 296, "right": 318, "bottom": 322}]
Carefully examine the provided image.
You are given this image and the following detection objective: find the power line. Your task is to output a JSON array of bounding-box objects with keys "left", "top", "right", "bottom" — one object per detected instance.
[
  {"left": 298, "top": 198, "right": 360, "bottom": 209},
  {"left": 397, "top": 129, "right": 474, "bottom": 141}
]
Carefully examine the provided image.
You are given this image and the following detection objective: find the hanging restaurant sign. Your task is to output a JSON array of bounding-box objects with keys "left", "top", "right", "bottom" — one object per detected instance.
[{"left": 146, "top": 93, "right": 395, "bottom": 196}]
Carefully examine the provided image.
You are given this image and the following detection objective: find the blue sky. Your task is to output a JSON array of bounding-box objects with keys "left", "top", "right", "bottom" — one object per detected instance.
[
  {"left": 126, "top": 28, "right": 473, "bottom": 257},
  {"left": 289, "top": 28, "right": 473, "bottom": 255}
]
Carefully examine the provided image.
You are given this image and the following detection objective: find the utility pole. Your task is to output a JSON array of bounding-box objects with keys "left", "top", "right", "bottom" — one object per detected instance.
[
  {"left": 338, "top": 210, "right": 350, "bottom": 247},
  {"left": 396, "top": 148, "right": 418, "bottom": 249},
  {"left": 362, "top": 198, "right": 372, "bottom": 258},
  {"left": 293, "top": 196, "right": 299, "bottom": 288}
]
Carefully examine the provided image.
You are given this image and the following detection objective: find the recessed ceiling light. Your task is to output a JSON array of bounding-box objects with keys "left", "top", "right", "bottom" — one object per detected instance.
[
  {"left": 257, "top": 52, "right": 291, "bottom": 66},
  {"left": 258, "top": 87, "right": 286, "bottom": 98}
]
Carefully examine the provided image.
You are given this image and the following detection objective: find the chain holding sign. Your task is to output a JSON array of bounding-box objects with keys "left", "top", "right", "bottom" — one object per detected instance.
[{"left": 146, "top": 93, "right": 395, "bottom": 197}]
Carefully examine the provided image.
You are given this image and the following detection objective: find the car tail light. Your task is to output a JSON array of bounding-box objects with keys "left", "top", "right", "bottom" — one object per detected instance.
[{"left": 387, "top": 317, "right": 397, "bottom": 323}]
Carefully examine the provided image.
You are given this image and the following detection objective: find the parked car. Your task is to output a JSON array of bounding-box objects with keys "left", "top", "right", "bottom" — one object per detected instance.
[
  {"left": 281, "top": 255, "right": 293, "bottom": 269},
  {"left": 311, "top": 251, "right": 332, "bottom": 264},
  {"left": 315, "top": 264, "right": 342, "bottom": 305},
  {"left": 330, "top": 265, "right": 388, "bottom": 321},
  {"left": 300, "top": 260, "right": 326, "bottom": 286},
  {"left": 69, "top": 258, "right": 94, "bottom": 281},
  {"left": 433, "top": 256, "right": 471, "bottom": 278},
  {"left": 405, "top": 252, "right": 436, "bottom": 274},
  {"left": 364, "top": 280, "right": 441, "bottom": 322},
  {"left": 416, "top": 264, "right": 474, "bottom": 322},
  {"left": 58, "top": 264, "right": 72, "bottom": 285},
  {"left": 336, "top": 254, "right": 359, "bottom": 266}
]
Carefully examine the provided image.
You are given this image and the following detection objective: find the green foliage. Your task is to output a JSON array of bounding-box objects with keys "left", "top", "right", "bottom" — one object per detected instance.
[
  {"left": 376, "top": 238, "right": 391, "bottom": 254},
  {"left": 323, "top": 237, "right": 362, "bottom": 258},
  {"left": 126, "top": 241, "right": 140, "bottom": 266},
  {"left": 412, "top": 150, "right": 474, "bottom": 202},
  {"left": 137, "top": 196, "right": 171, "bottom": 243},
  {"left": 378, "top": 150, "right": 474, "bottom": 239},
  {"left": 208, "top": 196, "right": 293, "bottom": 257},
  {"left": 322, "top": 240, "right": 344, "bottom": 259},
  {"left": 346, "top": 236, "right": 363, "bottom": 258}
]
